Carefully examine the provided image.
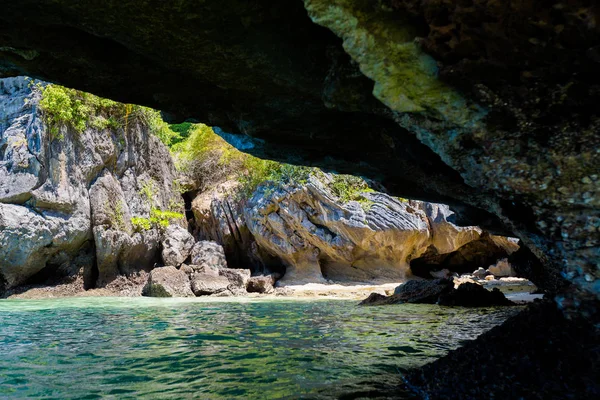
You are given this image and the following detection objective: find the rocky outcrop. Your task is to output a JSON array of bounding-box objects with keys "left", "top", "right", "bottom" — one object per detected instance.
[
  {"left": 0, "top": 0, "right": 596, "bottom": 314},
  {"left": 360, "top": 279, "right": 453, "bottom": 306},
  {"left": 406, "top": 300, "right": 600, "bottom": 400},
  {"left": 0, "top": 77, "right": 185, "bottom": 291},
  {"left": 142, "top": 266, "right": 194, "bottom": 298},
  {"left": 360, "top": 279, "right": 513, "bottom": 307},
  {"left": 243, "top": 174, "right": 517, "bottom": 285},
  {"left": 438, "top": 283, "right": 514, "bottom": 307}
]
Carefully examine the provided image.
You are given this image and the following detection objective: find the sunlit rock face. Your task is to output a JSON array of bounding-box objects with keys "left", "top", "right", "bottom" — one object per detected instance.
[
  {"left": 244, "top": 174, "right": 515, "bottom": 285},
  {"left": 0, "top": 78, "right": 184, "bottom": 290},
  {"left": 0, "top": 1, "right": 597, "bottom": 303}
]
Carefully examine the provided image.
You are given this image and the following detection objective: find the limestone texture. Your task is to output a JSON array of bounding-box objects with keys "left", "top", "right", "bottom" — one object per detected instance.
[
  {"left": 243, "top": 175, "right": 516, "bottom": 285},
  {"left": 142, "top": 266, "right": 194, "bottom": 298},
  {"left": 161, "top": 225, "right": 194, "bottom": 267},
  {"left": 0, "top": 77, "right": 185, "bottom": 290}
]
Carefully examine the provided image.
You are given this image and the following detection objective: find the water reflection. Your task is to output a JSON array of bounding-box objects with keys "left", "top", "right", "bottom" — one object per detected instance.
[{"left": 0, "top": 298, "right": 519, "bottom": 399}]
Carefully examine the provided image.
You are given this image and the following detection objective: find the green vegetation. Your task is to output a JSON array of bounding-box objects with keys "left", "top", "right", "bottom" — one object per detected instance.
[
  {"left": 131, "top": 209, "right": 184, "bottom": 232},
  {"left": 139, "top": 179, "right": 157, "bottom": 205},
  {"left": 38, "top": 83, "right": 172, "bottom": 143},
  {"left": 38, "top": 82, "right": 378, "bottom": 209},
  {"left": 169, "top": 123, "right": 313, "bottom": 198},
  {"left": 106, "top": 200, "right": 126, "bottom": 231},
  {"left": 131, "top": 216, "right": 152, "bottom": 231},
  {"left": 327, "top": 174, "right": 375, "bottom": 211},
  {"left": 167, "top": 121, "right": 373, "bottom": 205}
]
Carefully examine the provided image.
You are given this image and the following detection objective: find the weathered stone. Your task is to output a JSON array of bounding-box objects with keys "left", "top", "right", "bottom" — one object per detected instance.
[
  {"left": 0, "top": 1, "right": 597, "bottom": 312},
  {"left": 161, "top": 225, "right": 194, "bottom": 267},
  {"left": 246, "top": 275, "right": 276, "bottom": 294},
  {"left": 0, "top": 77, "right": 185, "bottom": 290},
  {"left": 488, "top": 259, "right": 516, "bottom": 278},
  {"left": 190, "top": 273, "right": 231, "bottom": 296},
  {"left": 438, "top": 283, "right": 514, "bottom": 307},
  {"left": 179, "top": 264, "right": 194, "bottom": 276},
  {"left": 189, "top": 264, "right": 219, "bottom": 277},
  {"left": 472, "top": 268, "right": 488, "bottom": 280},
  {"left": 190, "top": 241, "right": 228, "bottom": 270},
  {"left": 218, "top": 268, "right": 251, "bottom": 290},
  {"left": 361, "top": 279, "right": 454, "bottom": 306},
  {"left": 142, "top": 266, "right": 193, "bottom": 297}
]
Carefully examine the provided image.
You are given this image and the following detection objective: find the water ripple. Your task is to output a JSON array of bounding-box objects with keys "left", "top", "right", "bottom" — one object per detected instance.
[{"left": 0, "top": 297, "right": 520, "bottom": 399}]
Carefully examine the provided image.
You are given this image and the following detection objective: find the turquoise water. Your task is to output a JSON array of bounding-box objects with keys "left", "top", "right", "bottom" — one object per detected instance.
[{"left": 0, "top": 297, "right": 519, "bottom": 399}]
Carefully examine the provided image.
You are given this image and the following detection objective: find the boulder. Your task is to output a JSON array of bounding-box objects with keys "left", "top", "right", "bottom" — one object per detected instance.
[
  {"left": 361, "top": 279, "right": 454, "bottom": 306},
  {"left": 189, "top": 264, "right": 220, "bottom": 277},
  {"left": 392, "top": 279, "right": 455, "bottom": 303},
  {"left": 161, "top": 225, "right": 194, "bottom": 266},
  {"left": 190, "top": 273, "right": 231, "bottom": 296},
  {"left": 142, "top": 266, "right": 194, "bottom": 297},
  {"left": 473, "top": 268, "right": 488, "bottom": 279},
  {"left": 190, "top": 241, "right": 228, "bottom": 270},
  {"left": 219, "top": 268, "right": 251, "bottom": 290},
  {"left": 488, "top": 259, "right": 516, "bottom": 278},
  {"left": 247, "top": 275, "right": 276, "bottom": 294},
  {"left": 358, "top": 293, "right": 389, "bottom": 306},
  {"left": 438, "top": 282, "right": 513, "bottom": 307}
]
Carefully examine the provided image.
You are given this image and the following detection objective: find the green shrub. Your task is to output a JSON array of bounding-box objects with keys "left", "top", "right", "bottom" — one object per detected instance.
[
  {"left": 326, "top": 174, "right": 375, "bottom": 211},
  {"left": 39, "top": 85, "right": 91, "bottom": 139},
  {"left": 131, "top": 209, "right": 184, "bottom": 232},
  {"left": 131, "top": 216, "right": 151, "bottom": 231},
  {"left": 150, "top": 208, "right": 184, "bottom": 228},
  {"left": 139, "top": 179, "right": 156, "bottom": 205}
]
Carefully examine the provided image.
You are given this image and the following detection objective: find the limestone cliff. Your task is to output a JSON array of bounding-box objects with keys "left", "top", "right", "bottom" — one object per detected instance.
[
  {"left": 194, "top": 174, "right": 517, "bottom": 285},
  {"left": 0, "top": 0, "right": 596, "bottom": 310},
  {"left": 0, "top": 77, "right": 185, "bottom": 291}
]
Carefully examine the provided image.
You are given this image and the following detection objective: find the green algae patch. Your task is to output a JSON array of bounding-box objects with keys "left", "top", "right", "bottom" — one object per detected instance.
[{"left": 303, "top": 0, "right": 480, "bottom": 126}]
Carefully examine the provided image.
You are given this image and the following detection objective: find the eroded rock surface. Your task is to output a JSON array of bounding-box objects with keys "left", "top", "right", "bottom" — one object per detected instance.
[
  {"left": 190, "top": 241, "right": 228, "bottom": 270},
  {"left": 0, "top": 0, "right": 595, "bottom": 310},
  {"left": 142, "top": 266, "right": 193, "bottom": 298},
  {"left": 0, "top": 77, "right": 185, "bottom": 290},
  {"left": 161, "top": 225, "right": 194, "bottom": 267},
  {"left": 190, "top": 273, "right": 230, "bottom": 296},
  {"left": 244, "top": 175, "right": 516, "bottom": 285}
]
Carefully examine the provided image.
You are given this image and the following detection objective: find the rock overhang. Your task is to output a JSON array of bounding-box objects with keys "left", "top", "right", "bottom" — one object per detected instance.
[{"left": 0, "top": 0, "right": 598, "bottom": 304}]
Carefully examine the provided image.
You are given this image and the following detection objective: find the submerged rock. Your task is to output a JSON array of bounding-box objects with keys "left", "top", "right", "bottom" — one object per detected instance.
[{"left": 142, "top": 266, "right": 193, "bottom": 298}]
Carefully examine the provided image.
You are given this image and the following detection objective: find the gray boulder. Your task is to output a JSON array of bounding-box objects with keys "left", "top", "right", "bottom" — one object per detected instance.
[
  {"left": 161, "top": 225, "right": 194, "bottom": 266},
  {"left": 190, "top": 273, "right": 231, "bottom": 296},
  {"left": 190, "top": 241, "right": 228, "bottom": 269},
  {"left": 142, "top": 266, "right": 194, "bottom": 297},
  {"left": 219, "top": 268, "right": 251, "bottom": 289},
  {"left": 247, "top": 275, "right": 276, "bottom": 293}
]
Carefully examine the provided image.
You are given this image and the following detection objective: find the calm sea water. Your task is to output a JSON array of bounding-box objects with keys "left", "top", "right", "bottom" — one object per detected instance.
[{"left": 0, "top": 298, "right": 519, "bottom": 399}]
